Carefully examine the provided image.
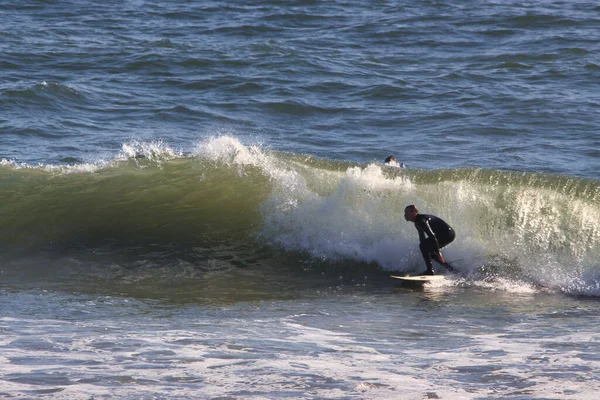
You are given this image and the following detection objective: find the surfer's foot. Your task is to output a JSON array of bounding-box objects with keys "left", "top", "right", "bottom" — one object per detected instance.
[{"left": 418, "top": 270, "right": 435, "bottom": 276}]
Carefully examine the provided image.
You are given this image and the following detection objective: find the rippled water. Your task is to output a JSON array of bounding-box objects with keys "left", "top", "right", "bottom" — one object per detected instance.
[
  {"left": 2, "top": 286, "right": 599, "bottom": 399},
  {"left": 2, "top": 0, "right": 599, "bottom": 177}
]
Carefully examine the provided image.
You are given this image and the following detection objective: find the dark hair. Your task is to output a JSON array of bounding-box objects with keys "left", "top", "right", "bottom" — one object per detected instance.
[
  {"left": 384, "top": 155, "right": 396, "bottom": 163},
  {"left": 405, "top": 204, "right": 418, "bottom": 213}
]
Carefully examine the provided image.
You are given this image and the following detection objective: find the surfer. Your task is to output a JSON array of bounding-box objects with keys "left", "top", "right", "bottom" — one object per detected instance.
[
  {"left": 384, "top": 155, "right": 405, "bottom": 168},
  {"left": 404, "top": 205, "right": 455, "bottom": 275}
]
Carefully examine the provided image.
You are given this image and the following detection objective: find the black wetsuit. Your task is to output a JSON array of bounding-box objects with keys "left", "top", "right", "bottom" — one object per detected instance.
[{"left": 413, "top": 214, "right": 455, "bottom": 274}]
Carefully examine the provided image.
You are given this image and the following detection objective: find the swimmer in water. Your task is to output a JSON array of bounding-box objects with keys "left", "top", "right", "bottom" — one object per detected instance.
[{"left": 384, "top": 155, "right": 405, "bottom": 168}]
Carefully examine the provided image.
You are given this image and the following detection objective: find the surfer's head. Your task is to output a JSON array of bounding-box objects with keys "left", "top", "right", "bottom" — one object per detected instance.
[
  {"left": 384, "top": 155, "right": 400, "bottom": 167},
  {"left": 404, "top": 205, "right": 418, "bottom": 222}
]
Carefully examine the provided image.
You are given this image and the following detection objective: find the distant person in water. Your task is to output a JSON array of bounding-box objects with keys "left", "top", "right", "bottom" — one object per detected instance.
[
  {"left": 404, "top": 205, "right": 455, "bottom": 275},
  {"left": 384, "top": 155, "right": 405, "bottom": 168}
]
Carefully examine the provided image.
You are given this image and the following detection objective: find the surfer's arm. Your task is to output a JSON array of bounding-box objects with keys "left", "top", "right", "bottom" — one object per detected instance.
[
  {"left": 417, "top": 227, "right": 426, "bottom": 242},
  {"left": 419, "top": 220, "right": 440, "bottom": 249}
]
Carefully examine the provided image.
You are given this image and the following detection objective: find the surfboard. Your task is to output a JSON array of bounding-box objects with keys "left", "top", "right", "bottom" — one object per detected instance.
[{"left": 390, "top": 275, "right": 446, "bottom": 284}]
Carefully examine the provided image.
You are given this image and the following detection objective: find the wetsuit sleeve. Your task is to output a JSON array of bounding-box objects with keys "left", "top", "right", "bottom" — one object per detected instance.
[
  {"left": 417, "top": 217, "right": 440, "bottom": 251},
  {"left": 417, "top": 228, "right": 426, "bottom": 243}
]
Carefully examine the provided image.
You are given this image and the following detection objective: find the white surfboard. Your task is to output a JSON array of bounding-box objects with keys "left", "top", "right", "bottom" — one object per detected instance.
[{"left": 390, "top": 275, "right": 446, "bottom": 284}]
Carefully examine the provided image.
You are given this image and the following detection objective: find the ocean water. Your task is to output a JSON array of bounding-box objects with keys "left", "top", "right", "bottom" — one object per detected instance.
[{"left": 1, "top": 1, "right": 600, "bottom": 399}]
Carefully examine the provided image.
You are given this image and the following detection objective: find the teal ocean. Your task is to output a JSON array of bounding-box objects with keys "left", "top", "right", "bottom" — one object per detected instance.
[{"left": 1, "top": 1, "right": 599, "bottom": 399}]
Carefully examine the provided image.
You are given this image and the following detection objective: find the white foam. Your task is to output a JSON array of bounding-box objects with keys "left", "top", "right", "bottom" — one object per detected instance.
[
  {"left": 260, "top": 160, "right": 421, "bottom": 269},
  {"left": 1, "top": 157, "right": 102, "bottom": 174},
  {"left": 115, "top": 139, "right": 181, "bottom": 163},
  {"left": 3, "top": 287, "right": 600, "bottom": 400},
  {"left": 470, "top": 277, "right": 538, "bottom": 293},
  {"left": 1, "top": 139, "right": 181, "bottom": 175}
]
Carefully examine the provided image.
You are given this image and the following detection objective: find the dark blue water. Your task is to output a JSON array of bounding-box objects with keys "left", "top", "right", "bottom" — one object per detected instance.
[
  {"left": 1, "top": 1, "right": 600, "bottom": 398},
  {"left": 2, "top": 0, "right": 599, "bottom": 176}
]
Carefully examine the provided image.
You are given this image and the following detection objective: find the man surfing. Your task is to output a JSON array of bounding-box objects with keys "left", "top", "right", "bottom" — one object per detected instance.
[{"left": 404, "top": 205, "right": 455, "bottom": 275}]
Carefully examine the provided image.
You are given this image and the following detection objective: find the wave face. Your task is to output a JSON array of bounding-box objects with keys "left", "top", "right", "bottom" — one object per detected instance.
[{"left": 1, "top": 137, "right": 599, "bottom": 296}]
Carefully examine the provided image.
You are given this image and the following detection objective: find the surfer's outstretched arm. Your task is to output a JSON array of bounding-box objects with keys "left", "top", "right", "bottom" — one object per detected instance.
[
  {"left": 431, "top": 252, "right": 453, "bottom": 271},
  {"left": 441, "top": 261, "right": 455, "bottom": 272}
]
